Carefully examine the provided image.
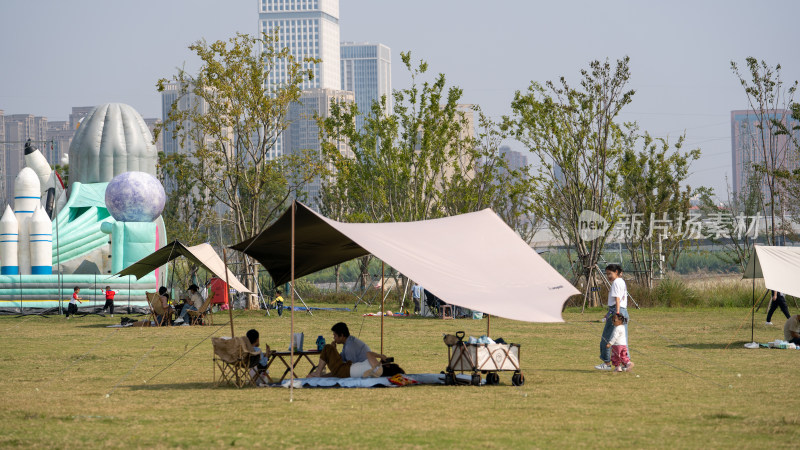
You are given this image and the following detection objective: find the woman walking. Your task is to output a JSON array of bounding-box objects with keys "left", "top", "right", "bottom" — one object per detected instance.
[{"left": 595, "top": 264, "right": 630, "bottom": 371}]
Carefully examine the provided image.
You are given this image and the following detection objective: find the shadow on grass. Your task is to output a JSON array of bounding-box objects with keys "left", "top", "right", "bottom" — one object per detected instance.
[
  {"left": 667, "top": 342, "right": 750, "bottom": 349},
  {"left": 535, "top": 368, "right": 606, "bottom": 373},
  {"left": 127, "top": 382, "right": 219, "bottom": 391}
]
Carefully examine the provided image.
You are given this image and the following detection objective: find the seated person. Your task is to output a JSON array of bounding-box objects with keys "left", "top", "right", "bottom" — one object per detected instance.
[
  {"left": 175, "top": 284, "right": 203, "bottom": 325},
  {"left": 157, "top": 286, "right": 175, "bottom": 325},
  {"left": 309, "top": 322, "right": 388, "bottom": 378},
  {"left": 784, "top": 314, "right": 800, "bottom": 346},
  {"left": 246, "top": 329, "right": 270, "bottom": 384}
]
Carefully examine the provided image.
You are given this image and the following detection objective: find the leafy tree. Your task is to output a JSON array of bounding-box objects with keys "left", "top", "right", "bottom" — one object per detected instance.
[
  {"left": 155, "top": 31, "right": 327, "bottom": 308},
  {"left": 504, "top": 57, "right": 635, "bottom": 307},
  {"left": 156, "top": 151, "right": 215, "bottom": 245},
  {"left": 611, "top": 132, "right": 700, "bottom": 287},
  {"left": 319, "top": 53, "right": 535, "bottom": 288},
  {"left": 730, "top": 57, "right": 798, "bottom": 245},
  {"left": 772, "top": 102, "right": 800, "bottom": 232},
  {"left": 697, "top": 172, "right": 765, "bottom": 272}
]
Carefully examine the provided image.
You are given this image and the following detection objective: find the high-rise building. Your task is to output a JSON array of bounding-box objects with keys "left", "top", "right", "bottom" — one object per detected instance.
[
  {"left": 500, "top": 145, "right": 528, "bottom": 172},
  {"left": 259, "top": 0, "right": 341, "bottom": 91},
  {"left": 731, "top": 109, "right": 800, "bottom": 194},
  {"left": 286, "top": 88, "right": 354, "bottom": 209},
  {"left": 69, "top": 106, "right": 94, "bottom": 132},
  {"left": 160, "top": 83, "right": 180, "bottom": 156},
  {"left": 340, "top": 42, "right": 391, "bottom": 130},
  {"left": 46, "top": 121, "right": 72, "bottom": 165},
  {"left": 259, "top": 0, "right": 341, "bottom": 157},
  {"left": 0, "top": 110, "right": 6, "bottom": 206}
]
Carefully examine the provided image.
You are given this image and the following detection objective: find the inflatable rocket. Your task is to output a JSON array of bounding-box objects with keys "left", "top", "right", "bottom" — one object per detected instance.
[
  {"left": 30, "top": 207, "right": 53, "bottom": 275},
  {"left": 0, "top": 144, "right": 57, "bottom": 275},
  {"left": 23, "top": 139, "right": 66, "bottom": 217},
  {"left": 0, "top": 206, "right": 18, "bottom": 275}
]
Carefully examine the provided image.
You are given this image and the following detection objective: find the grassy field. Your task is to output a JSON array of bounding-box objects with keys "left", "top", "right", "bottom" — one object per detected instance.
[{"left": 0, "top": 305, "right": 797, "bottom": 448}]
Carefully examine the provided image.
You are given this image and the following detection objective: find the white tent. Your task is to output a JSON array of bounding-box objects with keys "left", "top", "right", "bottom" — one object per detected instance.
[
  {"left": 233, "top": 202, "right": 579, "bottom": 323},
  {"left": 115, "top": 241, "right": 251, "bottom": 294},
  {"left": 741, "top": 245, "right": 800, "bottom": 347},
  {"left": 742, "top": 245, "right": 800, "bottom": 298}
]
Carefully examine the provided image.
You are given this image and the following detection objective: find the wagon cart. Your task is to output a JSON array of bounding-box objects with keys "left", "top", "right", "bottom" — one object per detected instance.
[{"left": 443, "top": 331, "right": 524, "bottom": 386}]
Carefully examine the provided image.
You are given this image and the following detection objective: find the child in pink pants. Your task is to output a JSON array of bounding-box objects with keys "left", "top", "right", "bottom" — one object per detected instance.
[{"left": 606, "top": 313, "right": 634, "bottom": 372}]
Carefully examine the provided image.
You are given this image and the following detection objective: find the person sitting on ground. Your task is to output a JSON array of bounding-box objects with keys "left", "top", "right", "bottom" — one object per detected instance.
[
  {"left": 309, "top": 322, "right": 388, "bottom": 378},
  {"left": 784, "top": 314, "right": 800, "bottom": 346},
  {"left": 175, "top": 284, "right": 203, "bottom": 325},
  {"left": 246, "top": 329, "right": 271, "bottom": 384}
]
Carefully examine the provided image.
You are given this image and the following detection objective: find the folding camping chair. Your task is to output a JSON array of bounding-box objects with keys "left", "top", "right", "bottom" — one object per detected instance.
[
  {"left": 211, "top": 336, "right": 263, "bottom": 388},
  {"left": 188, "top": 295, "right": 213, "bottom": 326},
  {"left": 146, "top": 292, "right": 171, "bottom": 327}
]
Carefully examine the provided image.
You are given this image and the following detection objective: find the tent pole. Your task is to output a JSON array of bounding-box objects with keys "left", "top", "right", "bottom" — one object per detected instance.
[
  {"left": 223, "top": 248, "right": 234, "bottom": 338},
  {"left": 487, "top": 314, "right": 490, "bottom": 337},
  {"left": 751, "top": 253, "right": 755, "bottom": 344},
  {"left": 290, "top": 200, "right": 296, "bottom": 402},
  {"left": 381, "top": 260, "right": 384, "bottom": 355}
]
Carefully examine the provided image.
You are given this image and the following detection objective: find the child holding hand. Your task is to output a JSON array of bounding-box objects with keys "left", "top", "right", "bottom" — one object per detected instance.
[{"left": 606, "top": 313, "right": 634, "bottom": 372}]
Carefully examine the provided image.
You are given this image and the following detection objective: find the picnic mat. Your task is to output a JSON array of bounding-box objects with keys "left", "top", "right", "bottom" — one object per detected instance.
[{"left": 276, "top": 373, "right": 480, "bottom": 388}]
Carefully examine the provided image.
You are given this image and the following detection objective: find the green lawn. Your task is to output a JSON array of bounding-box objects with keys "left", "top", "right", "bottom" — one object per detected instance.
[{"left": 0, "top": 306, "right": 797, "bottom": 448}]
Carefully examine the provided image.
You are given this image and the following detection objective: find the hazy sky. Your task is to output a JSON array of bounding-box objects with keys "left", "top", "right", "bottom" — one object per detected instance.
[{"left": 1, "top": 0, "right": 799, "bottom": 195}]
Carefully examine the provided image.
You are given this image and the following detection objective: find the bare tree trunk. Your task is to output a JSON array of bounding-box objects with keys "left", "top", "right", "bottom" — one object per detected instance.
[{"left": 358, "top": 255, "right": 372, "bottom": 291}]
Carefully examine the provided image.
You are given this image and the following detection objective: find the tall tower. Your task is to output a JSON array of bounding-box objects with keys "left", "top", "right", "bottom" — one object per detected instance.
[
  {"left": 340, "top": 42, "right": 392, "bottom": 131},
  {"left": 259, "top": 0, "right": 341, "bottom": 92},
  {"left": 160, "top": 83, "right": 180, "bottom": 156},
  {"left": 731, "top": 109, "right": 800, "bottom": 195},
  {"left": 286, "top": 88, "right": 354, "bottom": 209}
]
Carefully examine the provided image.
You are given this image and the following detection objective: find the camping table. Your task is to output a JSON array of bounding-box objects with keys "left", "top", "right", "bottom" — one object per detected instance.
[{"left": 265, "top": 350, "right": 321, "bottom": 383}]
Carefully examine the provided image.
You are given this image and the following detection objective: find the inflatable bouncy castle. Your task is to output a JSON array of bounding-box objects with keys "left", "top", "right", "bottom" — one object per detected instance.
[{"left": 0, "top": 103, "right": 167, "bottom": 311}]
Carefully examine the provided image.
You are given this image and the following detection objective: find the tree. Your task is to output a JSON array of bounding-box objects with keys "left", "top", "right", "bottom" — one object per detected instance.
[
  {"left": 612, "top": 132, "right": 700, "bottom": 287},
  {"left": 318, "top": 53, "right": 534, "bottom": 290},
  {"left": 730, "top": 57, "right": 798, "bottom": 245},
  {"left": 504, "top": 57, "right": 635, "bottom": 307},
  {"left": 772, "top": 102, "right": 800, "bottom": 232},
  {"left": 155, "top": 31, "right": 327, "bottom": 308},
  {"left": 320, "top": 53, "right": 531, "bottom": 221},
  {"left": 696, "top": 172, "right": 762, "bottom": 272}
]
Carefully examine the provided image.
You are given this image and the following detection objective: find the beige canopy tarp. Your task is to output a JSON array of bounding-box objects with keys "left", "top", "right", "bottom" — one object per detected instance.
[
  {"left": 115, "top": 240, "right": 251, "bottom": 293},
  {"left": 232, "top": 202, "right": 578, "bottom": 323},
  {"left": 742, "top": 245, "right": 800, "bottom": 298}
]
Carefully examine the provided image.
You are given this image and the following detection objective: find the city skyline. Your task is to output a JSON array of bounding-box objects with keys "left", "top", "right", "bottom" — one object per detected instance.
[{"left": 2, "top": 0, "right": 800, "bottom": 198}]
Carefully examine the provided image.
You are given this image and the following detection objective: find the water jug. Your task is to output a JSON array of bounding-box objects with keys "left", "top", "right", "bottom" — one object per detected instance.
[{"left": 316, "top": 335, "right": 325, "bottom": 351}]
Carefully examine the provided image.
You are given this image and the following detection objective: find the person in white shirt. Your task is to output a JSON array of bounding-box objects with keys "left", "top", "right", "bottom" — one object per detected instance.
[
  {"left": 606, "top": 313, "right": 634, "bottom": 372},
  {"left": 595, "top": 264, "right": 631, "bottom": 371},
  {"left": 175, "top": 284, "right": 204, "bottom": 325}
]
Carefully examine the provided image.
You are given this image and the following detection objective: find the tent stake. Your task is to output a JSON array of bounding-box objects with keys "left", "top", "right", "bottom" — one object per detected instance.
[
  {"left": 290, "top": 200, "right": 296, "bottom": 402},
  {"left": 223, "top": 248, "right": 234, "bottom": 338},
  {"left": 381, "top": 260, "right": 384, "bottom": 355}
]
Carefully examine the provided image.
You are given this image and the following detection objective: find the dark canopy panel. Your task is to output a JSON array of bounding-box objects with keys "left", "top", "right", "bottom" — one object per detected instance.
[{"left": 230, "top": 203, "right": 369, "bottom": 285}]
